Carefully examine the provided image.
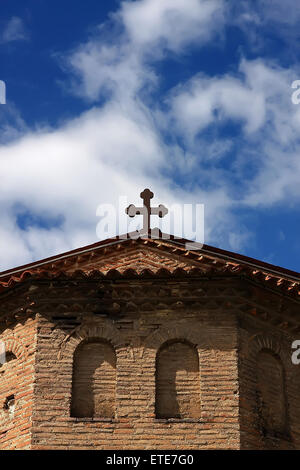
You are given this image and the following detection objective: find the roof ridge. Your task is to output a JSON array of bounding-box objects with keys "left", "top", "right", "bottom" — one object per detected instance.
[{"left": 0, "top": 231, "right": 299, "bottom": 282}]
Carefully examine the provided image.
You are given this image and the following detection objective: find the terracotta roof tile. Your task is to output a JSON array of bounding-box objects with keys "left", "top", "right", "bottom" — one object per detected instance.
[{"left": 0, "top": 233, "right": 299, "bottom": 297}]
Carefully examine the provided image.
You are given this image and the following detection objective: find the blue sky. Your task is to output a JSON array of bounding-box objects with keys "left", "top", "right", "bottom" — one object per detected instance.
[{"left": 0, "top": 0, "right": 300, "bottom": 271}]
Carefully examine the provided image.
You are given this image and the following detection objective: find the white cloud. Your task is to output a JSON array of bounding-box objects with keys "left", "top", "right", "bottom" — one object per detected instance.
[
  {"left": 168, "top": 58, "right": 300, "bottom": 206},
  {"left": 250, "top": 0, "right": 300, "bottom": 26},
  {"left": 0, "top": 103, "right": 28, "bottom": 143},
  {"left": 0, "top": 0, "right": 229, "bottom": 269},
  {"left": 168, "top": 61, "right": 270, "bottom": 140},
  {"left": 65, "top": 0, "right": 225, "bottom": 102},
  {"left": 232, "top": 0, "right": 300, "bottom": 47},
  {"left": 2, "top": 0, "right": 300, "bottom": 272},
  {"left": 244, "top": 145, "right": 300, "bottom": 206},
  {"left": 66, "top": 42, "right": 156, "bottom": 102},
  {"left": 1, "top": 17, "right": 28, "bottom": 44},
  {"left": 120, "top": 0, "right": 224, "bottom": 52},
  {"left": 181, "top": 58, "right": 300, "bottom": 144},
  {"left": 0, "top": 99, "right": 237, "bottom": 270}
]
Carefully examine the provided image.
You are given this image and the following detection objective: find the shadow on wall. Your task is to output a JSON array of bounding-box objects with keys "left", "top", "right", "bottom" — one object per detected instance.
[
  {"left": 155, "top": 340, "right": 201, "bottom": 419},
  {"left": 71, "top": 339, "right": 116, "bottom": 418}
]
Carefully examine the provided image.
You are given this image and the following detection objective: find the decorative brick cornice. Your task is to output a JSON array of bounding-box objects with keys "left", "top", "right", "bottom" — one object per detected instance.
[{"left": 0, "top": 236, "right": 299, "bottom": 300}]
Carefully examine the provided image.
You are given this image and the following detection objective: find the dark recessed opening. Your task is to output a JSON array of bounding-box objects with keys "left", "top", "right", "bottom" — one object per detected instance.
[
  {"left": 3, "top": 394, "right": 15, "bottom": 412},
  {"left": 0, "top": 351, "right": 17, "bottom": 367},
  {"left": 5, "top": 352, "right": 16, "bottom": 363}
]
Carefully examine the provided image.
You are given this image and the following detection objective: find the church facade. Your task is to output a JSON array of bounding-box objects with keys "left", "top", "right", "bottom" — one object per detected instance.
[{"left": 0, "top": 233, "right": 299, "bottom": 450}]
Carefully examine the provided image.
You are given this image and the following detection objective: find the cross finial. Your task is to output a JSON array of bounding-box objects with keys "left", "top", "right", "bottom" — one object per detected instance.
[{"left": 126, "top": 188, "right": 168, "bottom": 237}]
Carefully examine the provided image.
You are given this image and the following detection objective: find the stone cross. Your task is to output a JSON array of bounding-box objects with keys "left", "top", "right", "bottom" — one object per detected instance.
[{"left": 126, "top": 189, "right": 168, "bottom": 235}]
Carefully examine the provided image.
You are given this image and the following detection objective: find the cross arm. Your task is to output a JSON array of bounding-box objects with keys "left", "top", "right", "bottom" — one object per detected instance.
[
  {"left": 151, "top": 204, "right": 168, "bottom": 218},
  {"left": 126, "top": 204, "right": 145, "bottom": 217}
]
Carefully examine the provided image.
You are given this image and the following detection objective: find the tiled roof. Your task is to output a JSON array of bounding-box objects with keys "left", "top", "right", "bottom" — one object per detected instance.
[{"left": 0, "top": 233, "right": 299, "bottom": 297}]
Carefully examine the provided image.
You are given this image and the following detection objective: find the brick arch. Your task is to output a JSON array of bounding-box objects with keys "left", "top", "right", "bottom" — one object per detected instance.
[
  {"left": 0, "top": 336, "right": 28, "bottom": 363},
  {"left": 61, "top": 323, "right": 125, "bottom": 360},
  {"left": 246, "top": 332, "right": 289, "bottom": 363},
  {"left": 144, "top": 324, "right": 212, "bottom": 353}
]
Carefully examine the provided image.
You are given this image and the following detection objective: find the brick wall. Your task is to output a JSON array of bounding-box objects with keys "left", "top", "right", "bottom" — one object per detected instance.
[
  {"left": 256, "top": 350, "right": 287, "bottom": 434},
  {"left": 238, "top": 316, "right": 300, "bottom": 449},
  {"left": 0, "top": 316, "right": 37, "bottom": 450},
  {"left": 30, "top": 278, "right": 240, "bottom": 450},
  {"left": 1, "top": 274, "right": 300, "bottom": 450}
]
